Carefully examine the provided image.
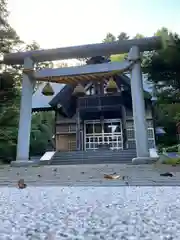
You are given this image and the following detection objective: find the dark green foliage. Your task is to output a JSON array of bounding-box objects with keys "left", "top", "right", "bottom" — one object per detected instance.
[
  {"left": 0, "top": 104, "right": 19, "bottom": 162},
  {"left": 165, "top": 145, "right": 179, "bottom": 153},
  {"left": 142, "top": 28, "right": 180, "bottom": 147},
  {"left": 0, "top": 0, "right": 54, "bottom": 162},
  {"left": 117, "top": 32, "right": 129, "bottom": 41},
  {"left": 154, "top": 103, "right": 179, "bottom": 147},
  {"left": 0, "top": 0, "right": 21, "bottom": 162},
  {"left": 144, "top": 30, "right": 180, "bottom": 104},
  {"left": 30, "top": 112, "right": 55, "bottom": 156},
  {"left": 103, "top": 33, "right": 116, "bottom": 43}
]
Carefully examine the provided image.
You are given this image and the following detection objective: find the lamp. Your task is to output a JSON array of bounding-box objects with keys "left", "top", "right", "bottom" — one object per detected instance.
[
  {"left": 106, "top": 77, "right": 118, "bottom": 93},
  {"left": 72, "top": 84, "right": 86, "bottom": 96},
  {"left": 41, "top": 82, "right": 54, "bottom": 96}
]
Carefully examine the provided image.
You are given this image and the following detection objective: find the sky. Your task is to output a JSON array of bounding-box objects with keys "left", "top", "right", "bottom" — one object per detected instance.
[{"left": 7, "top": 0, "right": 180, "bottom": 49}]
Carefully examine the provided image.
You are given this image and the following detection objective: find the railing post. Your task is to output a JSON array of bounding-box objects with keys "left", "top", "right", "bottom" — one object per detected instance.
[{"left": 76, "top": 108, "right": 81, "bottom": 150}]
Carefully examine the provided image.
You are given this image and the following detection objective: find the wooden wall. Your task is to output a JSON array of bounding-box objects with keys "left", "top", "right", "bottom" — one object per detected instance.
[
  {"left": 56, "top": 134, "right": 76, "bottom": 151},
  {"left": 55, "top": 113, "right": 77, "bottom": 151}
]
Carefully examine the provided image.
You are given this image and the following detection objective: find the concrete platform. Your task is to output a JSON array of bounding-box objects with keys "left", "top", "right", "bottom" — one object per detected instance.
[
  {"left": 10, "top": 161, "right": 39, "bottom": 167},
  {"left": 132, "top": 157, "right": 158, "bottom": 165}
]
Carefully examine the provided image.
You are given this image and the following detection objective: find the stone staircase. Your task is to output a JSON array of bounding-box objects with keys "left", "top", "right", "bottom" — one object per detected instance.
[{"left": 50, "top": 149, "right": 136, "bottom": 165}]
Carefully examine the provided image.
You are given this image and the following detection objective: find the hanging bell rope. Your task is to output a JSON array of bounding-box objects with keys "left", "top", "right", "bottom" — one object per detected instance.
[
  {"left": 72, "top": 84, "right": 86, "bottom": 96},
  {"left": 106, "top": 77, "right": 118, "bottom": 93},
  {"left": 42, "top": 82, "right": 54, "bottom": 96}
]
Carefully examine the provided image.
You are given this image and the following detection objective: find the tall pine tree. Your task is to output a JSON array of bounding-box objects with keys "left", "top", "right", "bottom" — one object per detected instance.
[{"left": 0, "top": 0, "right": 22, "bottom": 162}]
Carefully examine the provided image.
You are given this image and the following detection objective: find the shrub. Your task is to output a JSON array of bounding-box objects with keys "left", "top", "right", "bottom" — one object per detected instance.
[
  {"left": 162, "top": 158, "right": 180, "bottom": 165},
  {"left": 165, "top": 144, "right": 180, "bottom": 153}
]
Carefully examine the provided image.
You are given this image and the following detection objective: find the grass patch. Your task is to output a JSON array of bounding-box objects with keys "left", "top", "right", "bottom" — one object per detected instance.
[{"left": 162, "top": 158, "right": 180, "bottom": 165}]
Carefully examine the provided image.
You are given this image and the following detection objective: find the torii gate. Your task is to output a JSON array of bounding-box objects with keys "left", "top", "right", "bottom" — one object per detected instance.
[{"left": 3, "top": 36, "right": 166, "bottom": 165}]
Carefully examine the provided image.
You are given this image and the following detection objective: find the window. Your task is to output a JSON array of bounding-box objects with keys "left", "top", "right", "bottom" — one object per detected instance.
[
  {"left": 104, "top": 123, "right": 112, "bottom": 133},
  {"left": 147, "top": 129, "right": 154, "bottom": 138},
  {"left": 112, "top": 122, "right": 121, "bottom": 133},
  {"left": 147, "top": 120, "right": 153, "bottom": 128},
  {"left": 126, "top": 129, "right": 135, "bottom": 139},
  {"left": 126, "top": 121, "right": 134, "bottom": 128},
  {"left": 86, "top": 124, "right": 93, "bottom": 134},
  {"left": 94, "top": 123, "right": 102, "bottom": 133},
  {"left": 126, "top": 120, "right": 155, "bottom": 149}
]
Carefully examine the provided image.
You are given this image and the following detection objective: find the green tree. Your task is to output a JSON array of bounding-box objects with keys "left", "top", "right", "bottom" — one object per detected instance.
[
  {"left": 144, "top": 27, "right": 180, "bottom": 146},
  {"left": 0, "top": 0, "right": 23, "bottom": 162},
  {"left": 155, "top": 103, "right": 179, "bottom": 146},
  {"left": 0, "top": 0, "right": 55, "bottom": 161},
  {"left": 103, "top": 32, "right": 129, "bottom": 62},
  {"left": 108, "top": 32, "right": 145, "bottom": 62},
  {"left": 103, "top": 33, "right": 116, "bottom": 43},
  {"left": 117, "top": 32, "right": 129, "bottom": 41},
  {"left": 110, "top": 54, "right": 126, "bottom": 62},
  {"left": 0, "top": 102, "right": 19, "bottom": 162},
  {"left": 133, "top": 33, "right": 144, "bottom": 39},
  {"left": 155, "top": 27, "right": 169, "bottom": 37},
  {"left": 144, "top": 28, "right": 180, "bottom": 103},
  {"left": 30, "top": 112, "right": 55, "bottom": 156}
]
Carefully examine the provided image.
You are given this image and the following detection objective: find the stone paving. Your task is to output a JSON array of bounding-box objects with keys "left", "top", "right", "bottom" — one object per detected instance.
[{"left": 0, "top": 163, "right": 180, "bottom": 186}]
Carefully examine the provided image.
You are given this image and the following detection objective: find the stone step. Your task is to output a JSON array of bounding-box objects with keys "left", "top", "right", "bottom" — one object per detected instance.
[
  {"left": 50, "top": 149, "right": 136, "bottom": 165},
  {"left": 54, "top": 149, "right": 136, "bottom": 154},
  {"left": 53, "top": 154, "right": 136, "bottom": 159},
  {"left": 51, "top": 160, "right": 133, "bottom": 165},
  {"left": 53, "top": 150, "right": 136, "bottom": 157}
]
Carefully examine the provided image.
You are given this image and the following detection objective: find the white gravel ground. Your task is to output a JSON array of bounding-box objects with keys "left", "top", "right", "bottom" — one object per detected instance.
[{"left": 0, "top": 187, "right": 179, "bottom": 239}]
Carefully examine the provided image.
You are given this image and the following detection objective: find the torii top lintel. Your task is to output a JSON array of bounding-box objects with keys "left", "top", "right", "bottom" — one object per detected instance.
[{"left": 3, "top": 36, "right": 162, "bottom": 65}]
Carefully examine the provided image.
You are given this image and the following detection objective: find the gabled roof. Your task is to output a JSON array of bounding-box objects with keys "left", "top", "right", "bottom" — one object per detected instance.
[{"left": 32, "top": 82, "right": 64, "bottom": 111}]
